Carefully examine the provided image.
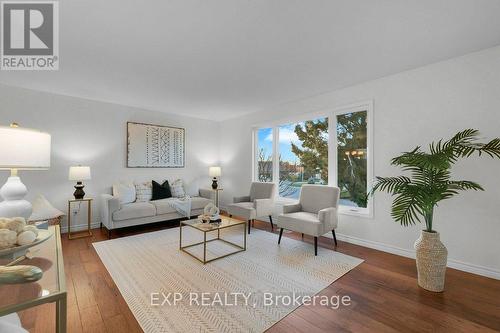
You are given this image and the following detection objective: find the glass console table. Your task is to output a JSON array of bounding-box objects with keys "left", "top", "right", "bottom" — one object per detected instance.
[{"left": 0, "top": 225, "right": 66, "bottom": 332}]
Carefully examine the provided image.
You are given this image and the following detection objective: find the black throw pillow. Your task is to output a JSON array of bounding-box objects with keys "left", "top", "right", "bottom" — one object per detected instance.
[{"left": 151, "top": 180, "right": 172, "bottom": 200}]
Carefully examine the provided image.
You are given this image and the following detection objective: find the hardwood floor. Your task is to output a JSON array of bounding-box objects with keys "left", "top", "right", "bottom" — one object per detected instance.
[{"left": 19, "top": 219, "right": 500, "bottom": 332}]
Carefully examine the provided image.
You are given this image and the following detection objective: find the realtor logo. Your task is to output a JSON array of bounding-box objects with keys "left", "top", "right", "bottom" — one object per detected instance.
[{"left": 1, "top": 1, "right": 59, "bottom": 70}]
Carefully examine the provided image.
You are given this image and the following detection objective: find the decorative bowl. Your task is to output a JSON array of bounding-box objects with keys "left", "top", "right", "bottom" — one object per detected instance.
[{"left": 0, "top": 229, "right": 53, "bottom": 259}]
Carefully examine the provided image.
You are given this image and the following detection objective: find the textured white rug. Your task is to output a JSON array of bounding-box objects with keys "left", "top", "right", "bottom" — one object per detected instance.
[{"left": 93, "top": 226, "right": 363, "bottom": 333}]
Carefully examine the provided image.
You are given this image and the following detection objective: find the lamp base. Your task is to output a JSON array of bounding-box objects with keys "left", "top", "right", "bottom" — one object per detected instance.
[
  {"left": 73, "top": 182, "right": 85, "bottom": 200},
  {"left": 0, "top": 176, "right": 32, "bottom": 219},
  {"left": 211, "top": 178, "right": 218, "bottom": 190}
]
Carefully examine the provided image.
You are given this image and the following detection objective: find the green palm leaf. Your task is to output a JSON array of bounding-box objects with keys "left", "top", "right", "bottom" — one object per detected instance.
[{"left": 370, "top": 129, "right": 500, "bottom": 232}]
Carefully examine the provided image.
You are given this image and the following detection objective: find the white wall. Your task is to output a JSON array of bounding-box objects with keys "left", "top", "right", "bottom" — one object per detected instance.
[
  {"left": 219, "top": 46, "right": 500, "bottom": 279},
  {"left": 0, "top": 85, "right": 220, "bottom": 231}
]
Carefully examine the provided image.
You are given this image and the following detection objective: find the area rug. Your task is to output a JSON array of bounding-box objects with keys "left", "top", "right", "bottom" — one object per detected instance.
[{"left": 93, "top": 226, "right": 363, "bottom": 333}]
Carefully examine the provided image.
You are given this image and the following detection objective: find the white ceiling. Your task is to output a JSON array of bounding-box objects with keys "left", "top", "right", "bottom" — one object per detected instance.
[{"left": 1, "top": 0, "right": 500, "bottom": 121}]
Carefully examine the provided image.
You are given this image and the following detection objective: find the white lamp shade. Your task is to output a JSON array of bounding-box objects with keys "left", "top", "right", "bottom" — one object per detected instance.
[
  {"left": 0, "top": 126, "right": 51, "bottom": 169},
  {"left": 209, "top": 166, "right": 221, "bottom": 177},
  {"left": 69, "top": 166, "right": 91, "bottom": 181}
]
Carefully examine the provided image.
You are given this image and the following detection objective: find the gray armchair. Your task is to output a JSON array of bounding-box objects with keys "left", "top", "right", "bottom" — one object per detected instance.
[
  {"left": 276, "top": 184, "right": 340, "bottom": 255},
  {"left": 227, "top": 182, "right": 276, "bottom": 234}
]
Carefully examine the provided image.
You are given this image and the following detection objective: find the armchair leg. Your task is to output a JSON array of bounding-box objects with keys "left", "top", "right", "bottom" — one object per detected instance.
[
  {"left": 107, "top": 228, "right": 111, "bottom": 239},
  {"left": 269, "top": 215, "right": 274, "bottom": 231},
  {"left": 301, "top": 233, "right": 304, "bottom": 239},
  {"left": 278, "top": 228, "right": 284, "bottom": 244},
  {"left": 248, "top": 220, "right": 251, "bottom": 234},
  {"left": 229, "top": 214, "right": 232, "bottom": 218},
  {"left": 314, "top": 237, "right": 318, "bottom": 256},
  {"left": 332, "top": 230, "right": 338, "bottom": 246},
  {"left": 100, "top": 222, "right": 102, "bottom": 229}
]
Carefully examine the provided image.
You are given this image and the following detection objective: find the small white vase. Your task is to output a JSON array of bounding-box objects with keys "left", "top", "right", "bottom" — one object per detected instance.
[{"left": 414, "top": 230, "right": 448, "bottom": 292}]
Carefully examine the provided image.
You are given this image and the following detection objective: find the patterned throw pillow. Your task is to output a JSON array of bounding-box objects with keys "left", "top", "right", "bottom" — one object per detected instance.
[
  {"left": 170, "top": 179, "right": 185, "bottom": 198},
  {"left": 135, "top": 182, "right": 152, "bottom": 202}
]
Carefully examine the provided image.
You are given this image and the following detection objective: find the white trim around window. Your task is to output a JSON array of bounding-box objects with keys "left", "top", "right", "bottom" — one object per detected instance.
[{"left": 252, "top": 100, "right": 374, "bottom": 218}]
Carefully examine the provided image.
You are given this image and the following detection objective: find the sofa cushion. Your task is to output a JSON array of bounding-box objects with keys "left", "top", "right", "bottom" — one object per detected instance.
[
  {"left": 191, "top": 196, "right": 212, "bottom": 210},
  {"left": 113, "top": 182, "right": 136, "bottom": 204},
  {"left": 151, "top": 199, "right": 178, "bottom": 215},
  {"left": 276, "top": 211, "right": 323, "bottom": 236},
  {"left": 227, "top": 202, "right": 256, "bottom": 220},
  {"left": 113, "top": 202, "right": 156, "bottom": 221}
]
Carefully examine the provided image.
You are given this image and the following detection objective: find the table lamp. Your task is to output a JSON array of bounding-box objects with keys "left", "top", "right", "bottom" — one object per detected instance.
[
  {"left": 68, "top": 166, "right": 91, "bottom": 199},
  {"left": 209, "top": 166, "right": 221, "bottom": 189},
  {"left": 0, "top": 123, "right": 51, "bottom": 219}
]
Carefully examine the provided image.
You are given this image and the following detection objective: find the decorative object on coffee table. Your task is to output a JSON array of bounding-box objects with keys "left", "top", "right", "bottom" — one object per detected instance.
[
  {"left": 199, "top": 202, "right": 221, "bottom": 223},
  {"left": 0, "top": 123, "right": 51, "bottom": 219},
  {"left": 68, "top": 166, "right": 91, "bottom": 199},
  {"left": 67, "top": 198, "right": 93, "bottom": 240},
  {"left": 371, "top": 129, "right": 500, "bottom": 292},
  {"left": 209, "top": 166, "right": 221, "bottom": 189}
]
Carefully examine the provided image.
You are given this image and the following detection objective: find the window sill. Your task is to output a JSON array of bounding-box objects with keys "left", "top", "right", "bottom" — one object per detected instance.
[{"left": 338, "top": 207, "right": 373, "bottom": 219}]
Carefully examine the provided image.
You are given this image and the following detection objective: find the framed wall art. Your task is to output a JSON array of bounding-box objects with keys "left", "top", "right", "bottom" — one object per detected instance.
[{"left": 127, "top": 122, "right": 185, "bottom": 168}]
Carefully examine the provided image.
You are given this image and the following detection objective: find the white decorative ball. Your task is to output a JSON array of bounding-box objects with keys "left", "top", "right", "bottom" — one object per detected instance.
[
  {"left": 4, "top": 217, "right": 26, "bottom": 233},
  {"left": 23, "top": 225, "right": 39, "bottom": 237},
  {"left": 17, "top": 230, "right": 36, "bottom": 246},
  {"left": 0, "top": 229, "right": 17, "bottom": 249}
]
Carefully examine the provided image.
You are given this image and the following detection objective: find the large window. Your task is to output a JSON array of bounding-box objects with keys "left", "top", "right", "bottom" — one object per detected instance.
[
  {"left": 256, "top": 128, "right": 273, "bottom": 182},
  {"left": 278, "top": 118, "right": 328, "bottom": 199},
  {"left": 253, "top": 101, "right": 372, "bottom": 216},
  {"left": 336, "top": 111, "right": 368, "bottom": 208}
]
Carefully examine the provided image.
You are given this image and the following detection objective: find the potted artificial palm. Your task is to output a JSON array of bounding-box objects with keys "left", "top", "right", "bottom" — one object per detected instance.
[{"left": 371, "top": 129, "right": 500, "bottom": 292}]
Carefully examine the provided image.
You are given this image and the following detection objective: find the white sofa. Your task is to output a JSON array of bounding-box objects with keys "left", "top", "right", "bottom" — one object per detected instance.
[{"left": 100, "top": 188, "right": 213, "bottom": 237}]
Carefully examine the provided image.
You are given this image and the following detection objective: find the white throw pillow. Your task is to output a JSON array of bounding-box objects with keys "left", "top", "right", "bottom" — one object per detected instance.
[
  {"left": 29, "top": 194, "right": 64, "bottom": 221},
  {"left": 170, "top": 179, "right": 185, "bottom": 198},
  {"left": 135, "top": 181, "right": 152, "bottom": 202},
  {"left": 113, "top": 182, "right": 136, "bottom": 204},
  {"left": 185, "top": 179, "right": 200, "bottom": 197}
]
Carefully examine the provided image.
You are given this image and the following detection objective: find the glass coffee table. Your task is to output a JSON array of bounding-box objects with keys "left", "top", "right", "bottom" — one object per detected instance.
[
  {"left": 180, "top": 217, "right": 246, "bottom": 264},
  {"left": 0, "top": 225, "right": 66, "bottom": 332}
]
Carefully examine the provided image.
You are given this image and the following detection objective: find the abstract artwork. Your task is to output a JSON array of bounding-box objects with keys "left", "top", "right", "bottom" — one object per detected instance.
[{"left": 127, "top": 122, "right": 185, "bottom": 168}]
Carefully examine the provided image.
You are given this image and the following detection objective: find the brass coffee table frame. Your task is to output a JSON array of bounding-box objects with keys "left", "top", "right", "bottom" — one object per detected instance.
[{"left": 180, "top": 219, "right": 246, "bottom": 264}]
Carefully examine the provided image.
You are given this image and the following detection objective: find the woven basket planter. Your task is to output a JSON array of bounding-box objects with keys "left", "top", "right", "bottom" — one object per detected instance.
[{"left": 414, "top": 230, "right": 448, "bottom": 292}]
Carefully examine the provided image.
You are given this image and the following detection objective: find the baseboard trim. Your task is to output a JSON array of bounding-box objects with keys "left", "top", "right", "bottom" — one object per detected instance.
[
  {"left": 330, "top": 232, "right": 500, "bottom": 280},
  {"left": 60, "top": 222, "right": 101, "bottom": 234},
  {"left": 88, "top": 209, "right": 499, "bottom": 280}
]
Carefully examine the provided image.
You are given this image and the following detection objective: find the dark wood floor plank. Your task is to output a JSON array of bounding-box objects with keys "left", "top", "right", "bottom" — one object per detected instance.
[{"left": 17, "top": 217, "right": 500, "bottom": 332}]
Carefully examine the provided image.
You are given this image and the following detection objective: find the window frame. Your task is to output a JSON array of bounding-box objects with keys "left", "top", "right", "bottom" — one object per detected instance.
[{"left": 252, "top": 100, "right": 373, "bottom": 218}]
